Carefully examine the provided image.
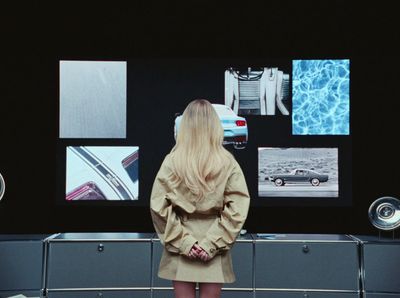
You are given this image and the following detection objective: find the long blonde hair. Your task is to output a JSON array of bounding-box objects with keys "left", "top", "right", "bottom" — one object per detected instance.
[{"left": 170, "top": 99, "right": 232, "bottom": 200}]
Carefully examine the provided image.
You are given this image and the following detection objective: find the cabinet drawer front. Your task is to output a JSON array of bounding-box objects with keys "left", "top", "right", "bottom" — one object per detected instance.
[
  {"left": 46, "top": 241, "right": 151, "bottom": 288},
  {"left": 225, "top": 242, "right": 254, "bottom": 289},
  {"left": 363, "top": 244, "right": 400, "bottom": 292},
  {"left": 221, "top": 290, "right": 254, "bottom": 297},
  {"left": 0, "top": 290, "right": 42, "bottom": 298},
  {"left": 152, "top": 289, "right": 254, "bottom": 298},
  {"left": 0, "top": 241, "right": 43, "bottom": 290},
  {"left": 364, "top": 294, "right": 400, "bottom": 298},
  {"left": 47, "top": 290, "right": 150, "bottom": 298},
  {"left": 255, "top": 291, "right": 359, "bottom": 298},
  {"left": 255, "top": 242, "right": 359, "bottom": 290}
]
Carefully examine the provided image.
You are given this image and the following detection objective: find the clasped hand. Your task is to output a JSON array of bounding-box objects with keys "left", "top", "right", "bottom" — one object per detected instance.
[{"left": 188, "top": 243, "right": 211, "bottom": 262}]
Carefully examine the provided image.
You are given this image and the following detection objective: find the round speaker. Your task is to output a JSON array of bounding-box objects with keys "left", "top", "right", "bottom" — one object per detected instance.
[
  {"left": 368, "top": 196, "right": 400, "bottom": 231},
  {"left": 0, "top": 173, "right": 5, "bottom": 201}
]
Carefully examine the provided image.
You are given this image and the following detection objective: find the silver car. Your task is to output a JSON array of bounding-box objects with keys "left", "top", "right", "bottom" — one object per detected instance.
[{"left": 175, "top": 104, "right": 248, "bottom": 149}]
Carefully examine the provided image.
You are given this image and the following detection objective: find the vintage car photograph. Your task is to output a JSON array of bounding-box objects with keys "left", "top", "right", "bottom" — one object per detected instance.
[
  {"left": 175, "top": 104, "right": 248, "bottom": 149},
  {"left": 268, "top": 169, "right": 329, "bottom": 186},
  {"left": 258, "top": 147, "right": 339, "bottom": 197},
  {"left": 66, "top": 146, "right": 139, "bottom": 201}
]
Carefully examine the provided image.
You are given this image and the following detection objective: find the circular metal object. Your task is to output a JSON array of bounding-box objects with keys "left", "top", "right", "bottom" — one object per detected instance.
[
  {"left": 368, "top": 196, "right": 400, "bottom": 231},
  {"left": 0, "top": 173, "right": 5, "bottom": 201}
]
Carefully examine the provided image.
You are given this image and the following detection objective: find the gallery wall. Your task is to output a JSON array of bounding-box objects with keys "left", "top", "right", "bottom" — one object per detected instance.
[{"left": 1, "top": 2, "right": 399, "bottom": 235}]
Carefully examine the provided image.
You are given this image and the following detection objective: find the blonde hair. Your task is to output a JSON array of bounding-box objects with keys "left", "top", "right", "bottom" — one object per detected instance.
[{"left": 170, "top": 99, "right": 232, "bottom": 200}]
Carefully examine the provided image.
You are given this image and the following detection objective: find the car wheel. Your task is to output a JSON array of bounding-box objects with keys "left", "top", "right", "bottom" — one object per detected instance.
[
  {"left": 274, "top": 178, "right": 284, "bottom": 186},
  {"left": 311, "top": 178, "right": 320, "bottom": 186}
]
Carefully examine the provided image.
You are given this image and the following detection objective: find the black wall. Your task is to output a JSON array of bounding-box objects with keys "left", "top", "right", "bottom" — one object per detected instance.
[{"left": 1, "top": 2, "right": 399, "bottom": 235}]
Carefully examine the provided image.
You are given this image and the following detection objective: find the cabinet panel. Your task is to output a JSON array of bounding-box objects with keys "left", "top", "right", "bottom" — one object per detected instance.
[
  {"left": 0, "top": 290, "right": 41, "bottom": 298},
  {"left": 363, "top": 244, "right": 400, "bottom": 293},
  {"left": 47, "top": 290, "right": 150, "bottom": 298},
  {"left": 255, "top": 241, "right": 359, "bottom": 290},
  {"left": 255, "top": 291, "right": 359, "bottom": 297},
  {"left": 46, "top": 241, "right": 151, "bottom": 288},
  {"left": 0, "top": 240, "right": 44, "bottom": 290},
  {"left": 364, "top": 294, "right": 400, "bottom": 298}
]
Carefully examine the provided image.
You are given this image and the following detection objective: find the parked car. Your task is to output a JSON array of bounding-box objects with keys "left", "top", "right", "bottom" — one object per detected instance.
[
  {"left": 174, "top": 104, "right": 248, "bottom": 149},
  {"left": 269, "top": 169, "right": 329, "bottom": 186}
]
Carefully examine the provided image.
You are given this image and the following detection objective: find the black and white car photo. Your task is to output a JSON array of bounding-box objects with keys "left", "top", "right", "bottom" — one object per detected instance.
[
  {"left": 258, "top": 147, "right": 338, "bottom": 198},
  {"left": 269, "top": 169, "right": 329, "bottom": 187}
]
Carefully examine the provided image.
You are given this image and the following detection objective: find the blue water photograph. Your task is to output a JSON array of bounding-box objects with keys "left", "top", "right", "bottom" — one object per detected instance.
[{"left": 292, "top": 59, "right": 350, "bottom": 135}]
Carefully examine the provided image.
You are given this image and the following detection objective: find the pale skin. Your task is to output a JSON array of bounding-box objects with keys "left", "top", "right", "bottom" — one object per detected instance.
[{"left": 173, "top": 244, "right": 222, "bottom": 298}]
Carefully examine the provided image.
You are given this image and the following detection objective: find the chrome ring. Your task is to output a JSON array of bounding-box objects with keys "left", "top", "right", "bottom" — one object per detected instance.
[
  {"left": 0, "top": 172, "right": 5, "bottom": 201},
  {"left": 368, "top": 196, "right": 400, "bottom": 231}
]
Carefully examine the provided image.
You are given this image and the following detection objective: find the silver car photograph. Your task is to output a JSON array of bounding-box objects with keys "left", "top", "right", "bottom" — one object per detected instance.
[
  {"left": 175, "top": 104, "right": 248, "bottom": 149},
  {"left": 258, "top": 147, "right": 339, "bottom": 197}
]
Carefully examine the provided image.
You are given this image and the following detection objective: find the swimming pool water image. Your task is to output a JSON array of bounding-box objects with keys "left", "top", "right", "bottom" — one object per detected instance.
[{"left": 292, "top": 59, "right": 350, "bottom": 135}]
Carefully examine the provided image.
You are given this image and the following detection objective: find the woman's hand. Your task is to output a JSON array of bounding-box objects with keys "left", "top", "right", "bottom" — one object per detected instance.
[
  {"left": 188, "top": 245, "right": 200, "bottom": 259},
  {"left": 188, "top": 243, "right": 211, "bottom": 261},
  {"left": 193, "top": 243, "right": 211, "bottom": 262}
]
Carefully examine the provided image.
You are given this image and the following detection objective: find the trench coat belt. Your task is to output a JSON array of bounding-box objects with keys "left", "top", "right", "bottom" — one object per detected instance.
[{"left": 178, "top": 211, "right": 220, "bottom": 222}]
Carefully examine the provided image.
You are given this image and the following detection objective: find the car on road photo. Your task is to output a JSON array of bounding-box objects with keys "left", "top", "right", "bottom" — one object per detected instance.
[{"left": 268, "top": 169, "right": 329, "bottom": 186}]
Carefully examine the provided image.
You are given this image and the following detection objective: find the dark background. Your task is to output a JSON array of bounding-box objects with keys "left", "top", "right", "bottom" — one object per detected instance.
[{"left": 1, "top": 2, "right": 399, "bottom": 235}]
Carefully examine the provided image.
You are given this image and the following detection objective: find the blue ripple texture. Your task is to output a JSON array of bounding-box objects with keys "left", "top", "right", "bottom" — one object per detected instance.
[{"left": 292, "top": 59, "right": 350, "bottom": 135}]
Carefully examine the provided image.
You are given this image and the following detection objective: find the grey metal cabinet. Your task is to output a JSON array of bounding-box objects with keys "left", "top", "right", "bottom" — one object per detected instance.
[
  {"left": 221, "top": 290, "right": 254, "bottom": 297},
  {"left": 0, "top": 234, "right": 51, "bottom": 295},
  {"left": 352, "top": 235, "right": 400, "bottom": 297},
  {"left": 255, "top": 291, "right": 359, "bottom": 297},
  {"left": 225, "top": 234, "right": 254, "bottom": 289},
  {"left": 151, "top": 238, "right": 171, "bottom": 288},
  {"left": 0, "top": 290, "right": 41, "bottom": 298},
  {"left": 254, "top": 234, "right": 360, "bottom": 292},
  {"left": 46, "top": 290, "right": 150, "bottom": 297},
  {"left": 152, "top": 289, "right": 175, "bottom": 298},
  {"left": 45, "top": 233, "right": 153, "bottom": 290},
  {"left": 364, "top": 294, "right": 400, "bottom": 298}
]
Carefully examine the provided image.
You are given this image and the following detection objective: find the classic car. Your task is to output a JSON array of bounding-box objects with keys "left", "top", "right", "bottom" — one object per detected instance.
[
  {"left": 269, "top": 169, "right": 329, "bottom": 186},
  {"left": 175, "top": 104, "right": 248, "bottom": 149}
]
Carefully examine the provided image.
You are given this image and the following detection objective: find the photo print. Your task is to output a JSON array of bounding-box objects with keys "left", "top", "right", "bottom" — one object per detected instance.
[
  {"left": 66, "top": 146, "right": 139, "bottom": 201},
  {"left": 258, "top": 147, "right": 339, "bottom": 198},
  {"left": 225, "top": 67, "right": 290, "bottom": 116},
  {"left": 292, "top": 59, "right": 350, "bottom": 135},
  {"left": 174, "top": 103, "right": 248, "bottom": 150},
  {"left": 59, "top": 60, "right": 127, "bottom": 138}
]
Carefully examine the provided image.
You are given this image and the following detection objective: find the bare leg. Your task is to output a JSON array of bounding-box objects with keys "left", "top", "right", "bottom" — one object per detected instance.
[
  {"left": 199, "top": 282, "right": 223, "bottom": 298},
  {"left": 173, "top": 280, "right": 196, "bottom": 298}
]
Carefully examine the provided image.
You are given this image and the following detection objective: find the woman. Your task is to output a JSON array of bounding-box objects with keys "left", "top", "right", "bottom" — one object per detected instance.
[{"left": 150, "top": 99, "right": 250, "bottom": 298}]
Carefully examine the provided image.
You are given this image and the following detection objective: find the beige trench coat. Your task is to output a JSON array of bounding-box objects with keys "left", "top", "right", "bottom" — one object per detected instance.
[{"left": 150, "top": 153, "right": 250, "bottom": 283}]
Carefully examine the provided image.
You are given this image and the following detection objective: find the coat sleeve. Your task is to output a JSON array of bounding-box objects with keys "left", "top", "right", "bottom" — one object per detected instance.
[
  {"left": 150, "top": 155, "right": 198, "bottom": 256},
  {"left": 198, "top": 160, "right": 250, "bottom": 259}
]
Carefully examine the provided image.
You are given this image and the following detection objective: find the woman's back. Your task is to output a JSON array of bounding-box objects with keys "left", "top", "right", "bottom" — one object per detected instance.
[{"left": 150, "top": 99, "right": 250, "bottom": 296}]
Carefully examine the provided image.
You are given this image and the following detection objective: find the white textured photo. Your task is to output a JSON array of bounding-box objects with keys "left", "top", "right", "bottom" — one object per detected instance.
[
  {"left": 59, "top": 60, "right": 127, "bottom": 138},
  {"left": 258, "top": 147, "right": 339, "bottom": 197}
]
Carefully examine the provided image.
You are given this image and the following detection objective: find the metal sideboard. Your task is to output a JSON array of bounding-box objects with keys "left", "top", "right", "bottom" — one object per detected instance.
[{"left": 1, "top": 233, "right": 400, "bottom": 297}]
